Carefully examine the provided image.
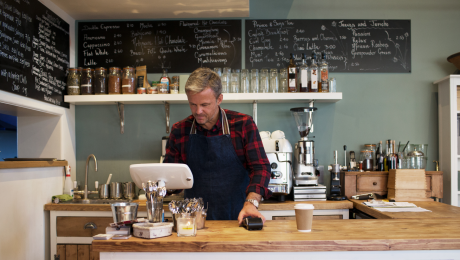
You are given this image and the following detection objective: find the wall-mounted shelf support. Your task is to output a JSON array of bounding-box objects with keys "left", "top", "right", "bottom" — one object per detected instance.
[
  {"left": 164, "top": 101, "right": 170, "bottom": 134},
  {"left": 253, "top": 100, "right": 258, "bottom": 125},
  {"left": 117, "top": 102, "right": 124, "bottom": 134}
]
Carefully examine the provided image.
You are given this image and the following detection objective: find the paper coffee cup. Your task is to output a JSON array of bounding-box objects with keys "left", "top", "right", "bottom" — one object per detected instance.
[{"left": 294, "top": 204, "right": 314, "bottom": 232}]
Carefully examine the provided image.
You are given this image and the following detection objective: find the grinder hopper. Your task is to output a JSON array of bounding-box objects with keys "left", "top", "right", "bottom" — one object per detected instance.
[{"left": 290, "top": 106, "right": 317, "bottom": 139}]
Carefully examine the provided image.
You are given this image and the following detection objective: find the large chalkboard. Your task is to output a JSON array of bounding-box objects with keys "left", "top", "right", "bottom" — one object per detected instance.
[
  {"left": 245, "top": 19, "right": 411, "bottom": 73},
  {"left": 0, "top": 0, "right": 70, "bottom": 108},
  {"left": 78, "top": 20, "right": 242, "bottom": 73}
]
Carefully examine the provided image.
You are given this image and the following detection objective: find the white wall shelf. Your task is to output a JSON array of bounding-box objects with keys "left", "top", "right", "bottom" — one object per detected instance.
[{"left": 64, "top": 92, "right": 342, "bottom": 105}]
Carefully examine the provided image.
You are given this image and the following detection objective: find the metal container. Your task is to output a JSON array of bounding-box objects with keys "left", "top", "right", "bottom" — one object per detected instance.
[
  {"left": 99, "top": 184, "right": 110, "bottom": 199},
  {"left": 146, "top": 197, "right": 163, "bottom": 223},
  {"left": 123, "top": 182, "right": 135, "bottom": 200},
  {"left": 110, "top": 182, "right": 123, "bottom": 199},
  {"left": 111, "top": 202, "right": 138, "bottom": 223}
]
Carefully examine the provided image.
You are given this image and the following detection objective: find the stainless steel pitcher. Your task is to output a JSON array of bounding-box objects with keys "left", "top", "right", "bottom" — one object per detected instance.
[
  {"left": 110, "top": 182, "right": 123, "bottom": 199},
  {"left": 123, "top": 182, "right": 135, "bottom": 200}
]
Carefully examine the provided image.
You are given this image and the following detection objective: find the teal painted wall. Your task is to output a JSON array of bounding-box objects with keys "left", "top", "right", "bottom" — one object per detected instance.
[{"left": 75, "top": 0, "right": 460, "bottom": 191}]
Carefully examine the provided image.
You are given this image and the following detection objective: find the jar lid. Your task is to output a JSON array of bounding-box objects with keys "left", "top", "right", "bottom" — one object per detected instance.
[
  {"left": 68, "top": 68, "right": 78, "bottom": 71},
  {"left": 109, "top": 67, "right": 121, "bottom": 70},
  {"left": 123, "top": 66, "right": 134, "bottom": 70},
  {"left": 361, "top": 150, "right": 372, "bottom": 153},
  {"left": 82, "top": 68, "right": 92, "bottom": 71},
  {"left": 364, "top": 144, "right": 376, "bottom": 147},
  {"left": 95, "top": 67, "right": 106, "bottom": 71}
]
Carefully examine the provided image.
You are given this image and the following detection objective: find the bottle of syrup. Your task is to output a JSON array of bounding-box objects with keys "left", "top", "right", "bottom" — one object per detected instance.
[
  {"left": 299, "top": 53, "right": 308, "bottom": 92},
  {"left": 308, "top": 52, "right": 319, "bottom": 92},
  {"left": 288, "top": 53, "right": 297, "bottom": 92},
  {"left": 160, "top": 69, "right": 171, "bottom": 93}
]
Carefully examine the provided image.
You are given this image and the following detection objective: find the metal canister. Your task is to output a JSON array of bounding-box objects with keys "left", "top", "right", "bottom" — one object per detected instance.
[
  {"left": 99, "top": 184, "right": 110, "bottom": 199},
  {"left": 123, "top": 182, "right": 135, "bottom": 200},
  {"left": 110, "top": 182, "right": 123, "bottom": 199}
]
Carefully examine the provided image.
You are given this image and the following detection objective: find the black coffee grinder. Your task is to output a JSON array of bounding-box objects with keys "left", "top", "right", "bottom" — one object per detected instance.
[{"left": 327, "top": 150, "right": 347, "bottom": 200}]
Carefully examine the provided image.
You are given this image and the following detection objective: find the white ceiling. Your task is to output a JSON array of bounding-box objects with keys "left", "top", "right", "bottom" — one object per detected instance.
[{"left": 49, "top": 0, "right": 249, "bottom": 20}]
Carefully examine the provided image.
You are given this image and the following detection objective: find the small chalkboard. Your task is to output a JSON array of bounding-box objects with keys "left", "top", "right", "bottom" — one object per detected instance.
[
  {"left": 245, "top": 19, "right": 411, "bottom": 73},
  {"left": 0, "top": 0, "right": 70, "bottom": 108},
  {"left": 78, "top": 20, "right": 242, "bottom": 73}
]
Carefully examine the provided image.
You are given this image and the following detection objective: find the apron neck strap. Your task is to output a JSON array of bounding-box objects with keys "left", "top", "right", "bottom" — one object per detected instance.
[{"left": 190, "top": 107, "right": 230, "bottom": 135}]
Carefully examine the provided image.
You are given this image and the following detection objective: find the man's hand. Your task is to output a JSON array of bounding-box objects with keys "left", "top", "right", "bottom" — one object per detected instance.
[{"left": 237, "top": 192, "right": 265, "bottom": 225}]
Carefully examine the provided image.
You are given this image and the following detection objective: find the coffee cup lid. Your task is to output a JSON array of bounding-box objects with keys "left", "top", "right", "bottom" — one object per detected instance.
[{"left": 294, "top": 204, "right": 314, "bottom": 209}]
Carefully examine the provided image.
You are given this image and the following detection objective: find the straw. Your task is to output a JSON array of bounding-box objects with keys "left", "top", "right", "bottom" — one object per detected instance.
[{"left": 402, "top": 141, "right": 410, "bottom": 152}]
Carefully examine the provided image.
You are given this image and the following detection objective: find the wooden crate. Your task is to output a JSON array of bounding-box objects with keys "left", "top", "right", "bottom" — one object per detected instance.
[{"left": 387, "top": 169, "right": 427, "bottom": 190}]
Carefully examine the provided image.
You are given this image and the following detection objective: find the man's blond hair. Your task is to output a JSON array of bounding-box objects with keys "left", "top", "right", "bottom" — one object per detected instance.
[{"left": 185, "top": 67, "right": 222, "bottom": 98}]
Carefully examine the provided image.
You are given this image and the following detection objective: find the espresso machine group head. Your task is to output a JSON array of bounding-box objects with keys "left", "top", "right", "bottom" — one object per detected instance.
[
  {"left": 327, "top": 150, "right": 347, "bottom": 200},
  {"left": 290, "top": 102, "right": 319, "bottom": 186}
]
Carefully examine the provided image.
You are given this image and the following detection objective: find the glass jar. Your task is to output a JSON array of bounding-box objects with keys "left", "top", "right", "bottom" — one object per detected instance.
[
  {"left": 108, "top": 67, "right": 121, "bottom": 94},
  {"left": 170, "top": 83, "right": 179, "bottom": 94},
  {"left": 213, "top": 67, "right": 222, "bottom": 77},
  {"left": 230, "top": 72, "right": 240, "bottom": 93},
  {"left": 279, "top": 68, "right": 288, "bottom": 92},
  {"left": 259, "top": 69, "right": 269, "bottom": 93},
  {"left": 176, "top": 215, "right": 196, "bottom": 237},
  {"left": 221, "top": 67, "right": 231, "bottom": 93},
  {"left": 67, "top": 68, "right": 80, "bottom": 95},
  {"left": 122, "top": 67, "right": 135, "bottom": 94},
  {"left": 91, "top": 69, "right": 95, "bottom": 94},
  {"left": 94, "top": 67, "right": 107, "bottom": 94},
  {"left": 240, "top": 69, "right": 250, "bottom": 93},
  {"left": 269, "top": 68, "right": 279, "bottom": 93},
  {"left": 80, "top": 68, "right": 93, "bottom": 95},
  {"left": 363, "top": 144, "right": 376, "bottom": 170},
  {"left": 360, "top": 150, "right": 373, "bottom": 171},
  {"left": 158, "top": 83, "right": 168, "bottom": 94},
  {"left": 250, "top": 69, "right": 259, "bottom": 93}
]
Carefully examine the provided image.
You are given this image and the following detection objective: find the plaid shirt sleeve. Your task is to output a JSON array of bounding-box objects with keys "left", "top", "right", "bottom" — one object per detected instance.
[{"left": 239, "top": 115, "right": 272, "bottom": 199}]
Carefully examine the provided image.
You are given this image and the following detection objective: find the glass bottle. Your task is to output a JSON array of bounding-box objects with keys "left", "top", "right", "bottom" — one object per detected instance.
[
  {"left": 299, "top": 53, "right": 308, "bottom": 92},
  {"left": 221, "top": 67, "right": 231, "bottom": 93},
  {"left": 108, "top": 67, "right": 121, "bottom": 94},
  {"left": 160, "top": 69, "right": 171, "bottom": 93},
  {"left": 383, "top": 140, "right": 389, "bottom": 171},
  {"left": 287, "top": 53, "right": 297, "bottom": 92},
  {"left": 122, "top": 67, "right": 135, "bottom": 94},
  {"left": 94, "top": 67, "right": 107, "bottom": 94},
  {"left": 67, "top": 68, "right": 80, "bottom": 95},
  {"left": 376, "top": 141, "right": 384, "bottom": 171},
  {"left": 386, "top": 140, "right": 398, "bottom": 170},
  {"left": 80, "top": 68, "right": 93, "bottom": 95},
  {"left": 308, "top": 52, "right": 319, "bottom": 92},
  {"left": 320, "top": 52, "right": 329, "bottom": 92}
]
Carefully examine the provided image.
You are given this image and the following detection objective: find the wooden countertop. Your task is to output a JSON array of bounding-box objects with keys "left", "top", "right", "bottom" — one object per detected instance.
[
  {"left": 44, "top": 200, "right": 352, "bottom": 211},
  {"left": 351, "top": 199, "right": 460, "bottom": 219},
  {"left": 0, "top": 160, "right": 68, "bottom": 169},
  {"left": 92, "top": 218, "right": 460, "bottom": 252}
]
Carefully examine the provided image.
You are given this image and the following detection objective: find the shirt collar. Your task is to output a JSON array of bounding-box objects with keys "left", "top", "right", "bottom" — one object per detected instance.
[{"left": 195, "top": 106, "right": 222, "bottom": 132}]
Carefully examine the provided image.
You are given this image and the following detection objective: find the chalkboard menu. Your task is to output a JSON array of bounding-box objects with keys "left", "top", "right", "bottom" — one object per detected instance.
[
  {"left": 0, "top": 0, "right": 70, "bottom": 108},
  {"left": 245, "top": 19, "right": 411, "bottom": 73},
  {"left": 78, "top": 20, "right": 242, "bottom": 73}
]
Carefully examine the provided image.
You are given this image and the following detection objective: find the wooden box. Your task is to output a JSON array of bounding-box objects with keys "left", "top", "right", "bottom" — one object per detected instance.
[
  {"left": 387, "top": 169, "right": 428, "bottom": 201},
  {"left": 387, "top": 169, "right": 427, "bottom": 190}
]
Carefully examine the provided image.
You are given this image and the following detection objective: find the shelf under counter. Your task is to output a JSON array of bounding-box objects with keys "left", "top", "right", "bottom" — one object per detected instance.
[{"left": 64, "top": 92, "right": 342, "bottom": 105}]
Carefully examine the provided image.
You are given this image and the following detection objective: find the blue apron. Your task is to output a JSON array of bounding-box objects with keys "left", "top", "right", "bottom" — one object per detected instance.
[{"left": 185, "top": 108, "right": 250, "bottom": 220}]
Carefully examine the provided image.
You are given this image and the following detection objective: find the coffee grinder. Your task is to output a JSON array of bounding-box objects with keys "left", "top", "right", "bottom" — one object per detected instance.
[
  {"left": 290, "top": 102, "right": 319, "bottom": 186},
  {"left": 327, "top": 150, "right": 347, "bottom": 200}
]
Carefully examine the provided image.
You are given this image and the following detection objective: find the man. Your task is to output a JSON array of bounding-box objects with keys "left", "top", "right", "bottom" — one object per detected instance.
[{"left": 163, "top": 67, "right": 271, "bottom": 224}]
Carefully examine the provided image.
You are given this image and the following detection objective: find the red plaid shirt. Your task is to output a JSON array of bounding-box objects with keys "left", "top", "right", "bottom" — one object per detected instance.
[{"left": 164, "top": 107, "right": 272, "bottom": 199}]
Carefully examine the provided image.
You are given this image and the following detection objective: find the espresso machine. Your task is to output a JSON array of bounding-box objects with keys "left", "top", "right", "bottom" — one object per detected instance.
[
  {"left": 261, "top": 130, "right": 293, "bottom": 201},
  {"left": 290, "top": 103, "right": 320, "bottom": 186}
]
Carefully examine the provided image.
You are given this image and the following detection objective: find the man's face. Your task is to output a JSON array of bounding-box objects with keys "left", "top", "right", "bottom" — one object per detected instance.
[{"left": 186, "top": 87, "right": 223, "bottom": 130}]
